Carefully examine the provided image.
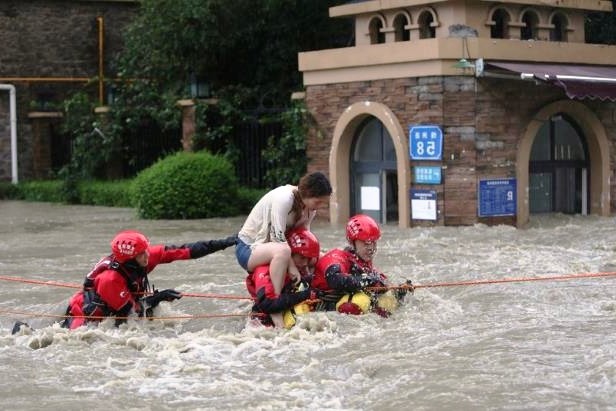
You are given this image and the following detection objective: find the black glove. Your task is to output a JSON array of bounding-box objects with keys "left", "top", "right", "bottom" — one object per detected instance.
[
  {"left": 142, "top": 289, "right": 183, "bottom": 309},
  {"left": 297, "top": 279, "right": 311, "bottom": 292},
  {"left": 359, "top": 273, "right": 381, "bottom": 289},
  {"left": 222, "top": 234, "right": 238, "bottom": 248},
  {"left": 187, "top": 234, "right": 238, "bottom": 258},
  {"left": 395, "top": 280, "right": 414, "bottom": 300},
  {"left": 306, "top": 288, "right": 325, "bottom": 301}
]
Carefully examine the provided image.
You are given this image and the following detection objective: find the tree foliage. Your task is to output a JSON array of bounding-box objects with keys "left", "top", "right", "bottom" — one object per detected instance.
[
  {"left": 54, "top": 0, "right": 351, "bottom": 190},
  {"left": 116, "top": 0, "right": 351, "bottom": 106},
  {"left": 263, "top": 100, "right": 310, "bottom": 187},
  {"left": 586, "top": 6, "right": 616, "bottom": 45},
  {"left": 60, "top": 0, "right": 616, "bottom": 194}
]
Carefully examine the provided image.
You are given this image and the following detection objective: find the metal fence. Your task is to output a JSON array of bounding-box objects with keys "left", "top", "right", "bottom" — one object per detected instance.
[
  {"left": 231, "top": 118, "right": 282, "bottom": 188},
  {"left": 51, "top": 111, "right": 283, "bottom": 187}
]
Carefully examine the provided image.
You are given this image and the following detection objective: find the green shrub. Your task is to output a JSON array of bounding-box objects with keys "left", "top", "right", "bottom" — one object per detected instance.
[
  {"left": 78, "top": 180, "right": 135, "bottom": 207},
  {"left": 17, "top": 180, "right": 65, "bottom": 202},
  {"left": 237, "top": 186, "right": 266, "bottom": 214},
  {"left": 132, "top": 151, "right": 240, "bottom": 219},
  {"left": 0, "top": 182, "right": 20, "bottom": 199}
]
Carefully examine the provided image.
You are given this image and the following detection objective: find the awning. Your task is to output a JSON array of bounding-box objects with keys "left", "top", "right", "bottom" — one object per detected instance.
[{"left": 478, "top": 60, "right": 616, "bottom": 102}]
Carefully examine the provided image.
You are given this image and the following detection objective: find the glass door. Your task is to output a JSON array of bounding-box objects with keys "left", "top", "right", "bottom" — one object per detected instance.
[
  {"left": 529, "top": 114, "right": 588, "bottom": 214},
  {"left": 350, "top": 117, "right": 398, "bottom": 223}
]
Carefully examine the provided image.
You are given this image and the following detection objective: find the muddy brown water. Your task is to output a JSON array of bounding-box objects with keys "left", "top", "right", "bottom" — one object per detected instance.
[{"left": 0, "top": 200, "right": 614, "bottom": 410}]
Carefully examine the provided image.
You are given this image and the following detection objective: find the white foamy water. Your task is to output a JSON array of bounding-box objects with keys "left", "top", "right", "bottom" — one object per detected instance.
[{"left": 0, "top": 201, "right": 614, "bottom": 410}]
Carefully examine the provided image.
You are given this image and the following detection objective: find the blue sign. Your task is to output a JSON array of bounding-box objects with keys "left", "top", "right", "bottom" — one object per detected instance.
[
  {"left": 478, "top": 178, "right": 517, "bottom": 217},
  {"left": 409, "top": 125, "right": 443, "bottom": 160},
  {"left": 414, "top": 166, "right": 442, "bottom": 184}
]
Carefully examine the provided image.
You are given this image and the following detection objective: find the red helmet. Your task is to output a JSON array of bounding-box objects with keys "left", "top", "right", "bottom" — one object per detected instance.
[
  {"left": 111, "top": 230, "right": 150, "bottom": 263},
  {"left": 286, "top": 228, "right": 320, "bottom": 259},
  {"left": 346, "top": 214, "right": 381, "bottom": 242}
]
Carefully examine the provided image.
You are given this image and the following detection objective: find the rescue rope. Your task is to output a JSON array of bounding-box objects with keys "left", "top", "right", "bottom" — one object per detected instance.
[
  {"left": 0, "top": 275, "right": 252, "bottom": 300},
  {"left": 181, "top": 292, "right": 252, "bottom": 300},
  {"left": 0, "top": 308, "right": 258, "bottom": 321},
  {"left": 2, "top": 270, "right": 615, "bottom": 311},
  {"left": 1, "top": 271, "right": 614, "bottom": 323},
  {"left": 370, "top": 271, "right": 616, "bottom": 291},
  {"left": 0, "top": 275, "right": 80, "bottom": 289}
]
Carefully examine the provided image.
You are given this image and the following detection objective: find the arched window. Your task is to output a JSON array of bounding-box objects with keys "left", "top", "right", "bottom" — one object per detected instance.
[
  {"left": 529, "top": 114, "right": 588, "bottom": 214},
  {"left": 521, "top": 10, "right": 539, "bottom": 40},
  {"left": 550, "top": 13, "right": 568, "bottom": 42},
  {"left": 490, "top": 8, "right": 510, "bottom": 39},
  {"left": 369, "top": 17, "right": 386, "bottom": 44},
  {"left": 393, "top": 13, "right": 410, "bottom": 41},
  {"left": 418, "top": 10, "right": 436, "bottom": 39}
]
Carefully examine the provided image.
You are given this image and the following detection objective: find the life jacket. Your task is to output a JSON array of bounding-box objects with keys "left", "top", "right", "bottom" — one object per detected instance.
[
  {"left": 64, "top": 256, "right": 150, "bottom": 329},
  {"left": 312, "top": 247, "right": 388, "bottom": 312},
  {"left": 313, "top": 247, "right": 382, "bottom": 290},
  {"left": 83, "top": 255, "right": 150, "bottom": 293},
  {"left": 83, "top": 256, "right": 113, "bottom": 290}
]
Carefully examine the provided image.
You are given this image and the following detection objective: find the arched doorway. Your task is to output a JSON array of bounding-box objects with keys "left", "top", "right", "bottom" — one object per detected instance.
[
  {"left": 350, "top": 117, "right": 398, "bottom": 223},
  {"left": 329, "top": 101, "right": 410, "bottom": 227},
  {"left": 516, "top": 100, "right": 610, "bottom": 227},
  {"left": 529, "top": 114, "right": 589, "bottom": 214}
]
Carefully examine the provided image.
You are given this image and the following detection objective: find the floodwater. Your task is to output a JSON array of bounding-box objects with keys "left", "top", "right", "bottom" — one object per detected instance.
[{"left": 0, "top": 200, "right": 614, "bottom": 411}]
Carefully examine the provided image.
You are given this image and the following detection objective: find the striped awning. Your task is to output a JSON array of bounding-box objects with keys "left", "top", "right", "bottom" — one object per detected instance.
[{"left": 479, "top": 61, "right": 616, "bottom": 102}]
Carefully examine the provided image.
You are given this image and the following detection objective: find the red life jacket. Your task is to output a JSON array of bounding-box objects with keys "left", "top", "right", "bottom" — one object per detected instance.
[
  {"left": 83, "top": 254, "right": 150, "bottom": 293},
  {"left": 83, "top": 256, "right": 113, "bottom": 290},
  {"left": 312, "top": 247, "right": 382, "bottom": 291},
  {"left": 65, "top": 244, "right": 193, "bottom": 329}
]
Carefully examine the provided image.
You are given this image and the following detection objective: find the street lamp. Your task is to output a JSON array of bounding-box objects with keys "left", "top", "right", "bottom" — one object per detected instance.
[{"left": 189, "top": 72, "right": 210, "bottom": 99}]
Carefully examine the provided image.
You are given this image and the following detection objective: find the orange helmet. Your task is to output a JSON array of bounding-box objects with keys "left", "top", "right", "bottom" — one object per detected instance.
[
  {"left": 110, "top": 230, "right": 150, "bottom": 263},
  {"left": 346, "top": 214, "right": 381, "bottom": 242},
  {"left": 286, "top": 228, "right": 320, "bottom": 259}
]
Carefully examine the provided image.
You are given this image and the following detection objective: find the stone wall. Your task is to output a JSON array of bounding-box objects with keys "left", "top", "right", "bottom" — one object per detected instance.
[
  {"left": 0, "top": 0, "right": 139, "bottom": 181},
  {"left": 0, "top": 98, "right": 8, "bottom": 180},
  {"left": 304, "top": 75, "right": 615, "bottom": 225}
]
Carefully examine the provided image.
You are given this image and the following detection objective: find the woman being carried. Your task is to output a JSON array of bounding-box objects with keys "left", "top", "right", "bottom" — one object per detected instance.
[{"left": 235, "top": 171, "right": 332, "bottom": 327}]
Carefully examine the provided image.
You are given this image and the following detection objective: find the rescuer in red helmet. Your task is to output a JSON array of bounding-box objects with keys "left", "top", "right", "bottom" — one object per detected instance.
[
  {"left": 311, "top": 214, "right": 413, "bottom": 317},
  {"left": 63, "top": 229, "right": 237, "bottom": 329},
  {"left": 245, "top": 227, "right": 324, "bottom": 328}
]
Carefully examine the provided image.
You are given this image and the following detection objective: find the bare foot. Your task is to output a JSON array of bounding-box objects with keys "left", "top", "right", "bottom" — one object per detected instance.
[{"left": 270, "top": 312, "right": 284, "bottom": 328}]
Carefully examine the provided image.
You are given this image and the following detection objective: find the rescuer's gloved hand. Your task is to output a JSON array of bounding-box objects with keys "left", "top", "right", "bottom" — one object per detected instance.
[
  {"left": 395, "top": 280, "right": 414, "bottom": 300},
  {"left": 142, "top": 289, "right": 182, "bottom": 309},
  {"left": 359, "top": 273, "right": 381, "bottom": 289}
]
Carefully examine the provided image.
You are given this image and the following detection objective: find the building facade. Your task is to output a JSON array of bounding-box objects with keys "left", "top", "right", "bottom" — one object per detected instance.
[
  {"left": 0, "top": 0, "right": 139, "bottom": 182},
  {"left": 298, "top": 0, "right": 616, "bottom": 227}
]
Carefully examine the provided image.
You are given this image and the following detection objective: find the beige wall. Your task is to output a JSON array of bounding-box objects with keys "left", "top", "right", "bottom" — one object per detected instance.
[
  {"left": 344, "top": 0, "right": 607, "bottom": 47},
  {"left": 299, "top": 38, "right": 616, "bottom": 86},
  {"left": 301, "top": 0, "right": 616, "bottom": 227},
  {"left": 304, "top": 75, "right": 616, "bottom": 227}
]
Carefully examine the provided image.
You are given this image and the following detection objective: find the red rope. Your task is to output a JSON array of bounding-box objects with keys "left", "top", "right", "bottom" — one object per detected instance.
[
  {"left": 0, "top": 308, "right": 259, "bottom": 321},
  {"left": 0, "top": 275, "right": 80, "bottom": 289},
  {"left": 414, "top": 271, "right": 616, "bottom": 289},
  {"left": 3, "top": 271, "right": 614, "bottom": 322},
  {"left": 181, "top": 292, "right": 253, "bottom": 300},
  {"left": 0, "top": 275, "right": 252, "bottom": 300},
  {"left": 369, "top": 271, "right": 616, "bottom": 291},
  {"left": 2, "top": 271, "right": 615, "bottom": 302}
]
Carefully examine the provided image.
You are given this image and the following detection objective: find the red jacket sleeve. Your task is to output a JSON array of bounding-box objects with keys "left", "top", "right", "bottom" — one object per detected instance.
[
  {"left": 146, "top": 244, "right": 191, "bottom": 269},
  {"left": 145, "top": 236, "right": 236, "bottom": 271}
]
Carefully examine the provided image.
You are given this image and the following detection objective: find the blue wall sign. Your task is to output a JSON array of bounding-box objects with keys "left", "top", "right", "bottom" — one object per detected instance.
[
  {"left": 409, "top": 125, "right": 443, "bottom": 160},
  {"left": 478, "top": 178, "right": 517, "bottom": 217},
  {"left": 414, "top": 166, "right": 442, "bottom": 184}
]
